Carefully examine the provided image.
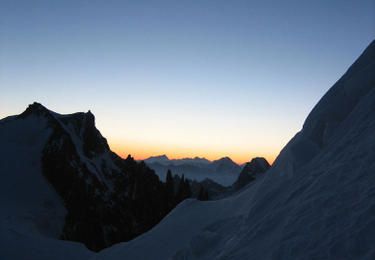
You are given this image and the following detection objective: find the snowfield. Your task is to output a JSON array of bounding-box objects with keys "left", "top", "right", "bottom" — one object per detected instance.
[
  {"left": 1, "top": 40, "right": 374, "bottom": 259},
  {"left": 0, "top": 115, "right": 93, "bottom": 260}
]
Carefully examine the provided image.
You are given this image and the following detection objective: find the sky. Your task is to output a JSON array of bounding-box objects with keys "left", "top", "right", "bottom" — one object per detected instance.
[{"left": 1, "top": 0, "right": 374, "bottom": 164}]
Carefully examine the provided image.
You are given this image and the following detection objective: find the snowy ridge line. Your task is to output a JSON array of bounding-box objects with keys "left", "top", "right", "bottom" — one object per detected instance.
[
  {"left": 50, "top": 111, "right": 106, "bottom": 182},
  {"left": 47, "top": 108, "right": 121, "bottom": 191},
  {"left": 93, "top": 40, "right": 375, "bottom": 259},
  {"left": 1, "top": 40, "right": 375, "bottom": 259}
]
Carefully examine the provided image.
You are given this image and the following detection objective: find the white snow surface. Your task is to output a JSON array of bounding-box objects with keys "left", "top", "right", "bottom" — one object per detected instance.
[
  {"left": 1, "top": 41, "right": 375, "bottom": 260},
  {"left": 95, "top": 41, "right": 375, "bottom": 259},
  {"left": 0, "top": 114, "right": 93, "bottom": 260}
]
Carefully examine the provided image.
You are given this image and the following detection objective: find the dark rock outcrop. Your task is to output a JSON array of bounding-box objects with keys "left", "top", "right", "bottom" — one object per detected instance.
[{"left": 233, "top": 157, "right": 270, "bottom": 190}]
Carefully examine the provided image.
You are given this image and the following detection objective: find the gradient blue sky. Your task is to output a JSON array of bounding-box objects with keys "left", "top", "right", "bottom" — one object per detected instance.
[{"left": 1, "top": 0, "right": 374, "bottom": 163}]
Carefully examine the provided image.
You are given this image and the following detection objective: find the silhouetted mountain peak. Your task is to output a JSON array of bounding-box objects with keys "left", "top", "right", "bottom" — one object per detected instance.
[
  {"left": 211, "top": 156, "right": 240, "bottom": 174},
  {"left": 212, "top": 156, "right": 238, "bottom": 166},
  {"left": 20, "top": 103, "right": 109, "bottom": 158},
  {"left": 233, "top": 157, "right": 270, "bottom": 190},
  {"left": 144, "top": 155, "right": 170, "bottom": 164},
  {"left": 21, "top": 102, "right": 50, "bottom": 117},
  {"left": 27, "top": 101, "right": 46, "bottom": 110},
  {"left": 154, "top": 154, "right": 169, "bottom": 160},
  {"left": 215, "top": 156, "right": 234, "bottom": 163},
  {"left": 247, "top": 157, "right": 270, "bottom": 172},
  {"left": 84, "top": 110, "right": 96, "bottom": 127},
  {"left": 192, "top": 156, "right": 208, "bottom": 161},
  {"left": 1, "top": 104, "right": 189, "bottom": 251}
]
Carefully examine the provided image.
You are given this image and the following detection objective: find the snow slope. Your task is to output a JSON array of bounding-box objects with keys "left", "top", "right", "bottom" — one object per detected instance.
[
  {"left": 96, "top": 41, "right": 375, "bottom": 259},
  {"left": 0, "top": 102, "right": 194, "bottom": 258},
  {"left": 1, "top": 40, "right": 374, "bottom": 260},
  {"left": 0, "top": 114, "right": 92, "bottom": 260}
]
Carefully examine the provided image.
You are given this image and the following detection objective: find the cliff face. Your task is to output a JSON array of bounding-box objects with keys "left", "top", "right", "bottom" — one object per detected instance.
[{"left": 2, "top": 103, "right": 182, "bottom": 251}]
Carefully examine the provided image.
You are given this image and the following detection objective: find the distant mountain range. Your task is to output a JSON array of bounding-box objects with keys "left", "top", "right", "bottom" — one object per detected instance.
[
  {"left": 143, "top": 155, "right": 243, "bottom": 186},
  {"left": 144, "top": 155, "right": 211, "bottom": 166},
  {"left": 95, "top": 40, "right": 375, "bottom": 259}
]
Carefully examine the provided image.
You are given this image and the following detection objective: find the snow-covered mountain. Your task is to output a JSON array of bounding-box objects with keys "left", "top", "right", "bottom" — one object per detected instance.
[
  {"left": 95, "top": 40, "right": 375, "bottom": 259},
  {"left": 1, "top": 39, "right": 375, "bottom": 260},
  {"left": 143, "top": 154, "right": 171, "bottom": 164},
  {"left": 0, "top": 103, "right": 187, "bottom": 255},
  {"left": 144, "top": 155, "right": 242, "bottom": 186},
  {"left": 144, "top": 155, "right": 211, "bottom": 166}
]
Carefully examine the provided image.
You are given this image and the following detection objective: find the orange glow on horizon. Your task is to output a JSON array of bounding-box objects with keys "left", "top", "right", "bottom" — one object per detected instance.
[
  {"left": 108, "top": 140, "right": 278, "bottom": 165},
  {"left": 96, "top": 102, "right": 295, "bottom": 168}
]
